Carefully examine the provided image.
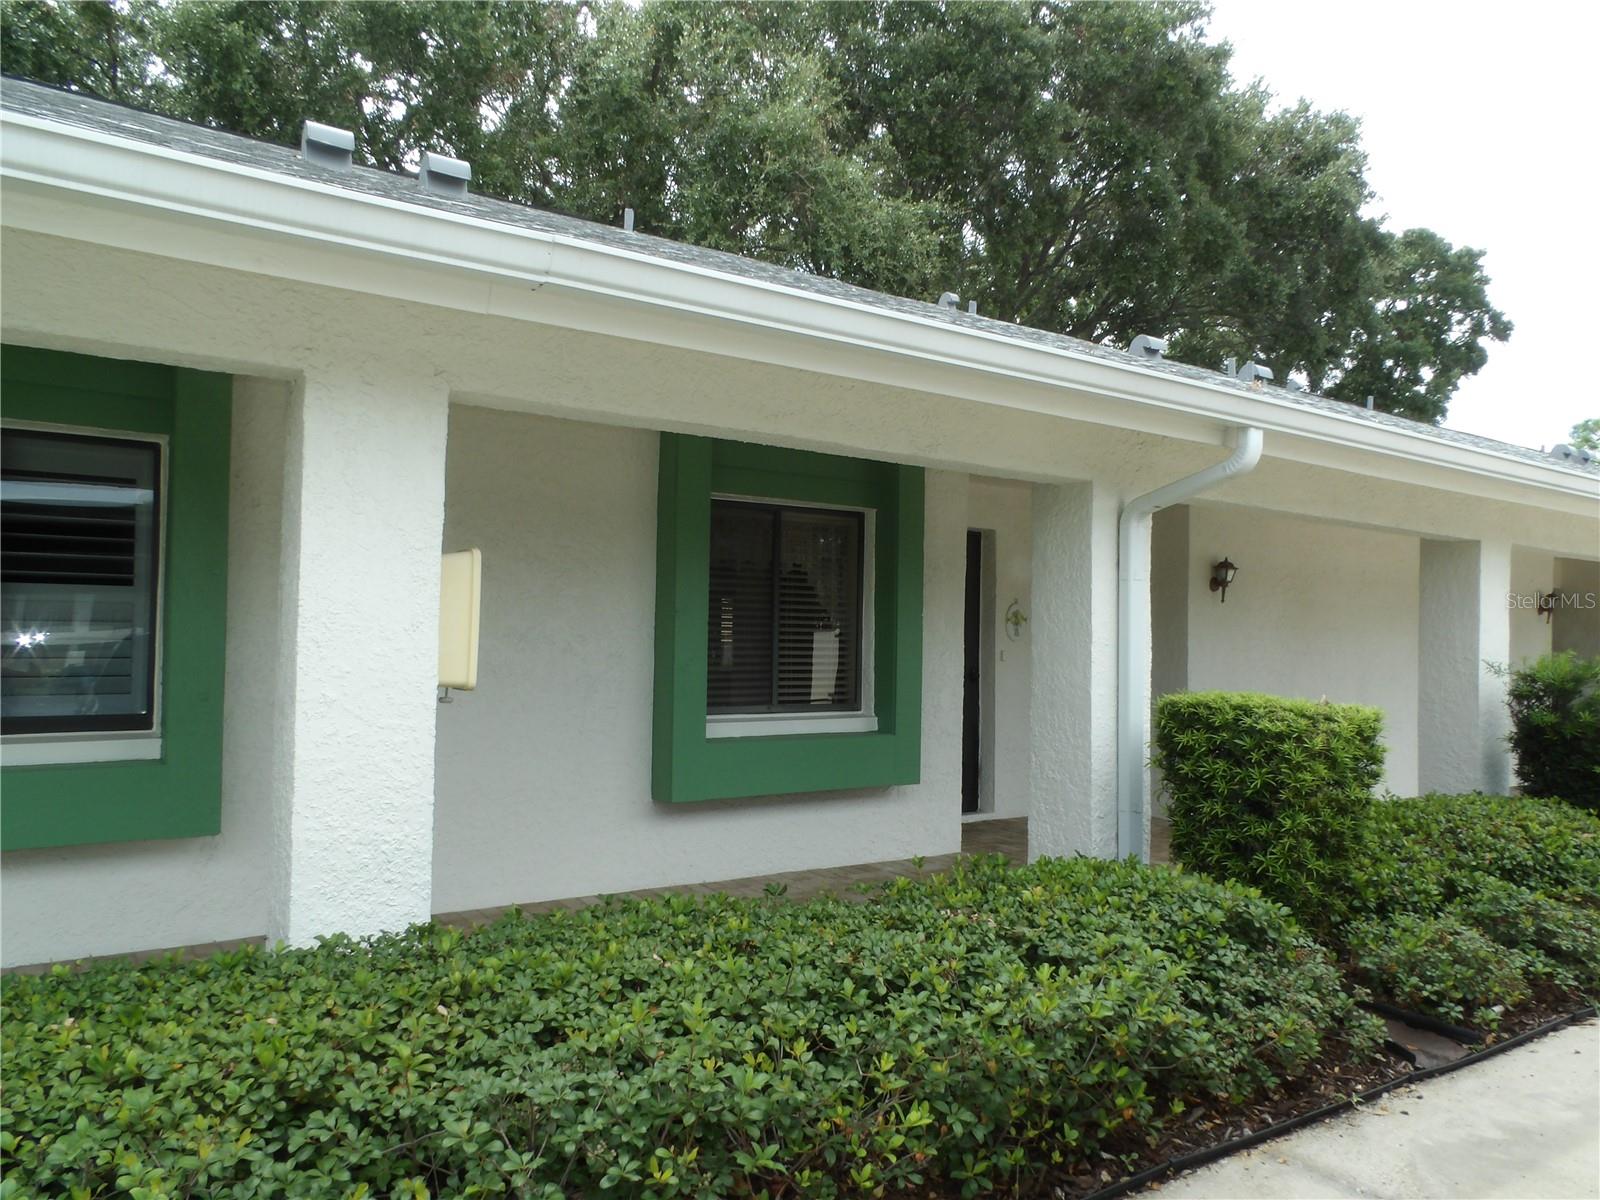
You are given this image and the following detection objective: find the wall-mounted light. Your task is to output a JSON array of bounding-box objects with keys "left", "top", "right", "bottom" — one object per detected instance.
[
  {"left": 1209, "top": 557, "right": 1238, "bottom": 603},
  {"left": 1538, "top": 591, "right": 1557, "bottom": 624},
  {"left": 1004, "top": 599, "right": 1028, "bottom": 641}
]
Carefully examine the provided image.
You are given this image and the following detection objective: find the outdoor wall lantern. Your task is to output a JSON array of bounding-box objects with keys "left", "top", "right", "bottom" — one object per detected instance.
[
  {"left": 1538, "top": 591, "right": 1557, "bottom": 623},
  {"left": 1209, "top": 557, "right": 1239, "bottom": 603}
]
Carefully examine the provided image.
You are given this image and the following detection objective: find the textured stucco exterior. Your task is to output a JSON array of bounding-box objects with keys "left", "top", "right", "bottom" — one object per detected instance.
[
  {"left": 1157, "top": 505, "right": 1423, "bottom": 796},
  {"left": 429, "top": 406, "right": 966, "bottom": 913},
  {"left": 1028, "top": 481, "right": 1119, "bottom": 860},
  {"left": 1418, "top": 539, "right": 1514, "bottom": 795},
  {"left": 964, "top": 478, "right": 1034, "bottom": 820},
  {"left": 269, "top": 367, "right": 450, "bottom": 945},
  {"left": 3, "top": 90, "right": 1596, "bottom": 964},
  {"left": 1553, "top": 558, "right": 1600, "bottom": 658},
  {"left": 1509, "top": 546, "right": 1556, "bottom": 667}
]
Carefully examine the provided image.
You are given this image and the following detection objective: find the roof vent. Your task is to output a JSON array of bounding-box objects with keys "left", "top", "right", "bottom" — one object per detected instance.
[
  {"left": 1236, "top": 361, "right": 1273, "bottom": 386},
  {"left": 937, "top": 291, "right": 961, "bottom": 309},
  {"left": 418, "top": 150, "right": 471, "bottom": 197},
  {"left": 1284, "top": 378, "right": 1303, "bottom": 392},
  {"left": 967, "top": 300, "right": 978, "bottom": 316},
  {"left": 301, "top": 121, "right": 355, "bottom": 169},
  {"left": 623, "top": 207, "right": 635, "bottom": 233},
  {"left": 1129, "top": 334, "right": 1168, "bottom": 361},
  {"left": 1551, "top": 443, "right": 1597, "bottom": 465}
]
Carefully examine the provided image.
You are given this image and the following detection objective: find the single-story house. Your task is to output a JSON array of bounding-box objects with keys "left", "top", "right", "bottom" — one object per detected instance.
[{"left": 2, "top": 78, "right": 1597, "bottom": 970}]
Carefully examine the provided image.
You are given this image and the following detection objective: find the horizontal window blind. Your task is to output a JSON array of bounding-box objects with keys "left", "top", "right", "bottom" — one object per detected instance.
[
  {"left": 1, "top": 431, "right": 161, "bottom": 733},
  {"left": 707, "top": 504, "right": 776, "bottom": 711},
  {"left": 707, "top": 500, "right": 863, "bottom": 714},
  {"left": 2, "top": 477, "right": 144, "bottom": 585}
]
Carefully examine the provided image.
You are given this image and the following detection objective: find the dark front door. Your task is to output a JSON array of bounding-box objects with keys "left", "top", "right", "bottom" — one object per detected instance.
[{"left": 961, "top": 530, "right": 982, "bottom": 813}]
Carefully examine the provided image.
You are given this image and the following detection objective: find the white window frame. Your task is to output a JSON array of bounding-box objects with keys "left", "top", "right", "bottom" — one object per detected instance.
[
  {"left": 705, "top": 494, "right": 878, "bottom": 739},
  {"left": 0, "top": 419, "right": 168, "bottom": 766}
]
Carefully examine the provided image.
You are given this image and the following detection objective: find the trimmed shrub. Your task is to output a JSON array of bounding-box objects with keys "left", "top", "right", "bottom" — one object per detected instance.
[
  {"left": 0, "top": 856, "right": 1381, "bottom": 1199},
  {"left": 1504, "top": 651, "right": 1600, "bottom": 811},
  {"left": 1343, "top": 794, "right": 1600, "bottom": 1024},
  {"left": 1153, "top": 691, "right": 1385, "bottom": 928}
]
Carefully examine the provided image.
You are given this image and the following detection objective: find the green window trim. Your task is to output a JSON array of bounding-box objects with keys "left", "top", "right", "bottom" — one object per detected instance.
[
  {"left": 1, "top": 345, "right": 231, "bottom": 851},
  {"left": 652, "top": 434, "right": 923, "bottom": 803}
]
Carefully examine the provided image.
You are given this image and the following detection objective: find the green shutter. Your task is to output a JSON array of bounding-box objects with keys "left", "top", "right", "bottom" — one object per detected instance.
[
  {"left": 652, "top": 434, "right": 923, "bottom": 802},
  {"left": 1, "top": 346, "right": 231, "bottom": 850}
]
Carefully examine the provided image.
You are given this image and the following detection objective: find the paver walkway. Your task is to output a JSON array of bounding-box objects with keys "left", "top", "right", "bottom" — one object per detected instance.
[{"left": 1150, "top": 1020, "right": 1600, "bottom": 1200}]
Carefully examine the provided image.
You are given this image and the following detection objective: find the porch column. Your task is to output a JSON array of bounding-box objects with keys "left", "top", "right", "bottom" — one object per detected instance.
[
  {"left": 268, "top": 364, "right": 450, "bottom": 946},
  {"left": 1029, "top": 481, "right": 1119, "bottom": 859},
  {"left": 1418, "top": 538, "right": 1513, "bottom": 795}
]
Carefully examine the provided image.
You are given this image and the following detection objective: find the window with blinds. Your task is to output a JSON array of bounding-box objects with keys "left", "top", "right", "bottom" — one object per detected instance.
[
  {"left": 707, "top": 500, "right": 864, "bottom": 714},
  {"left": 1, "top": 429, "right": 162, "bottom": 735}
]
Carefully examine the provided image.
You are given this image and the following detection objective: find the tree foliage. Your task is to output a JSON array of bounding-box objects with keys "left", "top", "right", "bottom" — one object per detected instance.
[
  {"left": 1569, "top": 418, "right": 1600, "bottom": 452},
  {"left": 1, "top": 0, "right": 1510, "bottom": 420}
]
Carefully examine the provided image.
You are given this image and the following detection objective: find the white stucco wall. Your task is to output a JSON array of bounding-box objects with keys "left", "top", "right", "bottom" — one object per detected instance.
[
  {"left": 1163, "top": 504, "right": 1422, "bottom": 797},
  {"left": 965, "top": 478, "right": 1033, "bottom": 819},
  {"left": 1028, "top": 480, "right": 1120, "bottom": 859},
  {"left": 1418, "top": 538, "right": 1513, "bottom": 796},
  {"left": 429, "top": 405, "right": 966, "bottom": 914},
  {"left": 269, "top": 366, "right": 450, "bottom": 946},
  {"left": 2, "top": 223, "right": 1587, "bottom": 960},
  {"left": 1509, "top": 546, "right": 1555, "bottom": 667},
  {"left": 1, "top": 378, "right": 289, "bottom": 967},
  {"left": 1553, "top": 558, "right": 1600, "bottom": 658}
]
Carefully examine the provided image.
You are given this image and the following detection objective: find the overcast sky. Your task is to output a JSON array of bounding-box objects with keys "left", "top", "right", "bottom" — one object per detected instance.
[{"left": 1203, "top": 1, "right": 1597, "bottom": 452}]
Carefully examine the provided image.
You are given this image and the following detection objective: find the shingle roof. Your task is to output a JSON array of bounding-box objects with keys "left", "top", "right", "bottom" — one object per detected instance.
[{"left": 4, "top": 75, "right": 1595, "bottom": 479}]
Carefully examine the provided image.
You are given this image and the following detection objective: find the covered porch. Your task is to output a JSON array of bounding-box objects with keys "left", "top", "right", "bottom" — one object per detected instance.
[{"left": 3, "top": 82, "right": 1596, "bottom": 969}]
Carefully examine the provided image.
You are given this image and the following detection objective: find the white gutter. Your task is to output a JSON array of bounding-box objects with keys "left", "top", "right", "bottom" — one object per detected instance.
[{"left": 1117, "top": 426, "right": 1265, "bottom": 861}]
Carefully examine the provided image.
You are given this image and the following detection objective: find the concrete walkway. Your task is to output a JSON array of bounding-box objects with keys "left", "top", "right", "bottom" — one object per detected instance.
[{"left": 1151, "top": 1020, "right": 1600, "bottom": 1200}]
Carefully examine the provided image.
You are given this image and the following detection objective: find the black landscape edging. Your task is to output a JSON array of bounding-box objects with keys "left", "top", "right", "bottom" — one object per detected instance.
[
  {"left": 1079, "top": 1004, "right": 1597, "bottom": 1200},
  {"left": 1361, "top": 998, "right": 1486, "bottom": 1044}
]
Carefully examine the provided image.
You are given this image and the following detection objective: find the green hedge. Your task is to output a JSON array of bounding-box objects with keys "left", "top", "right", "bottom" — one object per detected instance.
[
  {"left": 0, "top": 857, "right": 1380, "bottom": 1199},
  {"left": 1504, "top": 651, "right": 1600, "bottom": 812},
  {"left": 1342, "top": 793, "right": 1600, "bottom": 1023},
  {"left": 1153, "top": 692, "right": 1385, "bottom": 929}
]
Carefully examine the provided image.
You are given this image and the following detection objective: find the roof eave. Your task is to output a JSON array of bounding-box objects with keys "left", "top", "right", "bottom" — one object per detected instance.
[{"left": 2, "top": 104, "right": 1596, "bottom": 505}]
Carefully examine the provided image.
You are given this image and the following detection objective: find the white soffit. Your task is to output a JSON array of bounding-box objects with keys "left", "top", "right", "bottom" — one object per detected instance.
[{"left": 2, "top": 102, "right": 1597, "bottom": 509}]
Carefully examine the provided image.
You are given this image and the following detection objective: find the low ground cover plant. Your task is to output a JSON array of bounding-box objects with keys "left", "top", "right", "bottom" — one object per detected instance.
[
  {"left": 0, "top": 856, "right": 1380, "bottom": 1199},
  {"left": 1502, "top": 651, "right": 1600, "bottom": 811},
  {"left": 1342, "top": 793, "right": 1600, "bottom": 1024},
  {"left": 1152, "top": 692, "right": 1384, "bottom": 930}
]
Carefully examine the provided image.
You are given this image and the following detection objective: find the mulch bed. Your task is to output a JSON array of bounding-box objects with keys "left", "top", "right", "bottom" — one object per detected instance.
[
  {"left": 1041, "top": 1038, "right": 1411, "bottom": 1198},
  {"left": 1490, "top": 984, "right": 1594, "bottom": 1039}
]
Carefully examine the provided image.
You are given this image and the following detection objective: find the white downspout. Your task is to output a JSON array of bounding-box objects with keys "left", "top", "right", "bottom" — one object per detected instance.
[{"left": 1117, "top": 426, "right": 1264, "bottom": 861}]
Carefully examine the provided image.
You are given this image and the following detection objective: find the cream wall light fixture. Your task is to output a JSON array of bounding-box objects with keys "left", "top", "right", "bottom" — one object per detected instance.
[{"left": 1209, "top": 557, "right": 1238, "bottom": 603}]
